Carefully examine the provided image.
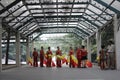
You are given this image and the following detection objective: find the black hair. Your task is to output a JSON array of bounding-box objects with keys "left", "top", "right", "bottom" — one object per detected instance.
[
  {"left": 101, "top": 45, "right": 105, "bottom": 49},
  {"left": 41, "top": 46, "right": 43, "bottom": 49},
  {"left": 34, "top": 48, "right": 36, "bottom": 50},
  {"left": 48, "top": 47, "right": 50, "bottom": 49},
  {"left": 81, "top": 45, "right": 85, "bottom": 49}
]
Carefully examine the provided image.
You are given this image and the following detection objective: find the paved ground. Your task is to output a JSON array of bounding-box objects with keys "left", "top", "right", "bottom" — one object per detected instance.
[{"left": 0, "top": 66, "right": 120, "bottom": 80}]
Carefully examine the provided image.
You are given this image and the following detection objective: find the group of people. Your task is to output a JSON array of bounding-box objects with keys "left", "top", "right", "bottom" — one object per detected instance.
[
  {"left": 32, "top": 40, "right": 115, "bottom": 69},
  {"left": 32, "top": 45, "right": 88, "bottom": 68},
  {"left": 70, "top": 46, "right": 88, "bottom": 68},
  {"left": 99, "top": 40, "right": 115, "bottom": 70},
  {"left": 32, "top": 46, "right": 63, "bottom": 67},
  {"left": 32, "top": 46, "right": 53, "bottom": 67}
]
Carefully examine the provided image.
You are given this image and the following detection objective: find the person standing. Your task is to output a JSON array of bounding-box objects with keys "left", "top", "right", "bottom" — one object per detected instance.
[
  {"left": 76, "top": 46, "right": 82, "bottom": 68},
  {"left": 46, "top": 47, "right": 52, "bottom": 67},
  {"left": 81, "top": 46, "right": 87, "bottom": 68},
  {"left": 40, "top": 46, "right": 44, "bottom": 67},
  {"left": 99, "top": 45, "right": 107, "bottom": 70},
  {"left": 107, "top": 40, "right": 115, "bottom": 69},
  {"left": 33, "top": 48, "right": 38, "bottom": 67},
  {"left": 69, "top": 47, "right": 74, "bottom": 68},
  {"left": 56, "top": 46, "right": 62, "bottom": 67}
]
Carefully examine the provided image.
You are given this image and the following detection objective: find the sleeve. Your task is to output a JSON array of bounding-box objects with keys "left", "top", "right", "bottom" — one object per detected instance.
[
  {"left": 47, "top": 51, "right": 48, "bottom": 55},
  {"left": 99, "top": 50, "right": 101, "bottom": 54},
  {"left": 85, "top": 50, "right": 88, "bottom": 55},
  {"left": 32, "top": 52, "right": 34, "bottom": 56},
  {"left": 37, "top": 52, "right": 38, "bottom": 56},
  {"left": 60, "top": 50, "right": 62, "bottom": 55},
  {"left": 56, "top": 51, "right": 57, "bottom": 55},
  {"left": 51, "top": 51, "right": 53, "bottom": 55}
]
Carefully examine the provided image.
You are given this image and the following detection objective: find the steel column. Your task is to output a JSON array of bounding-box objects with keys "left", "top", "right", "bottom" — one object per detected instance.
[
  {"left": 16, "top": 32, "right": 21, "bottom": 67},
  {"left": 0, "top": 19, "right": 2, "bottom": 72}
]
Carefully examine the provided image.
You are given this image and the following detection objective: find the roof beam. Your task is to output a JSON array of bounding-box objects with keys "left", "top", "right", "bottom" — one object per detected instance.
[
  {"left": 0, "top": 0, "right": 22, "bottom": 15},
  {"left": 0, "top": 2, "right": 21, "bottom": 27},
  {"left": 24, "top": 26, "right": 39, "bottom": 36},
  {"left": 43, "top": 27, "right": 90, "bottom": 36},
  {"left": 93, "top": 0, "right": 115, "bottom": 22},
  {"left": 83, "top": 0, "right": 91, "bottom": 15},
  {"left": 56, "top": 0, "right": 58, "bottom": 27},
  {"left": 67, "top": 0, "right": 75, "bottom": 26},
  {"left": 26, "top": 2, "right": 89, "bottom": 5},
  {"left": 16, "top": 18, "right": 78, "bottom": 31},
  {"left": 32, "top": 12, "right": 84, "bottom": 14},
  {"left": 26, "top": 26, "right": 89, "bottom": 36},
  {"left": 11, "top": 14, "right": 31, "bottom": 28},
  {"left": 117, "top": 0, "right": 120, "bottom": 3},
  {"left": 77, "top": 24, "right": 93, "bottom": 34},
  {"left": 84, "top": 12, "right": 104, "bottom": 25},
  {"left": 2, "top": 17, "right": 109, "bottom": 23},
  {"left": 20, "top": 23, "right": 36, "bottom": 33},
  {"left": 76, "top": 27, "right": 90, "bottom": 36},
  {"left": 79, "top": 20, "right": 97, "bottom": 29},
  {"left": 22, "top": 0, "right": 41, "bottom": 31},
  {"left": 81, "top": 16, "right": 100, "bottom": 28},
  {"left": 1, "top": 13, "right": 112, "bottom": 18},
  {"left": 26, "top": 28, "right": 68, "bottom": 37},
  {"left": 34, "top": 15, "right": 82, "bottom": 18},
  {"left": 26, "top": 26, "right": 89, "bottom": 37},
  {"left": 39, "top": 0, "right": 47, "bottom": 23},
  {"left": 74, "top": 29, "right": 86, "bottom": 38},
  {"left": 29, "top": 7, "right": 85, "bottom": 10},
  {"left": 7, "top": 10, "right": 27, "bottom": 23},
  {"left": 87, "top": 8, "right": 109, "bottom": 21},
  {"left": 29, "top": 28, "right": 85, "bottom": 39},
  {"left": 16, "top": 18, "right": 33, "bottom": 30},
  {"left": 2, "top": 5, "right": 24, "bottom": 20},
  {"left": 31, "top": 31, "right": 84, "bottom": 40},
  {"left": 89, "top": 2, "right": 113, "bottom": 17},
  {"left": 5, "top": 20, "right": 78, "bottom": 23},
  {"left": 19, "top": 21, "right": 35, "bottom": 32},
  {"left": 73, "top": 32, "right": 84, "bottom": 39},
  {"left": 94, "top": 0, "right": 120, "bottom": 14},
  {"left": 78, "top": 22, "right": 95, "bottom": 32},
  {"left": 31, "top": 33, "right": 42, "bottom": 42},
  {"left": 17, "top": 23, "right": 77, "bottom": 33},
  {"left": 2, "top": 21, "right": 26, "bottom": 39}
]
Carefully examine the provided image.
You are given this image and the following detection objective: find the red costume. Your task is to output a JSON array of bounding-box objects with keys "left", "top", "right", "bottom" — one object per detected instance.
[
  {"left": 40, "top": 50, "right": 44, "bottom": 67},
  {"left": 46, "top": 50, "right": 52, "bottom": 67},
  {"left": 56, "top": 50, "right": 62, "bottom": 67},
  {"left": 76, "top": 48, "right": 82, "bottom": 68},
  {"left": 81, "top": 49, "right": 87, "bottom": 59},
  {"left": 69, "top": 49, "right": 74, "bottom": 68},
  {"left": 33, "top": 51, "right": 38, "bottom": 67},
  {"left": 81, "top": 49, "right": 88, "bottom": 67}
]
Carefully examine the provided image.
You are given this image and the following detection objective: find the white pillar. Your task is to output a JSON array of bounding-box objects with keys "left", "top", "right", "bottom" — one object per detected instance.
[
  {"left": 26, "top": 38, "right": 30, "bottom": 64},
  {"left": 0, "top": 20, "right": 2, "bottom": 72},
  {"left": 16, "top": 32, "right": 21, "bottom": 67},
  {"left": 96, "top": 30, "right": 101, "bottom": 56},
  {"left": 114, "top": 14, "right": 119, "bottom": 69},
  {"left": 32, "top": 41, "right": 34, "bottom": 52},
  {"left": 87, "top": 37, "right": 91, "bottom": 61},
  {"left": 82, "top": 40, "right": 85, "bottom": 46}
]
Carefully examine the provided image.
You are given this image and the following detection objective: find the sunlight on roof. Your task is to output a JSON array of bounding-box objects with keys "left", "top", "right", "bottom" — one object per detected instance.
[
  {"left": 40, "top": 33, "right": 68, "bottom": 41},
  {"left": 40, "top": 33, "right": 68, "bottom": 38}
]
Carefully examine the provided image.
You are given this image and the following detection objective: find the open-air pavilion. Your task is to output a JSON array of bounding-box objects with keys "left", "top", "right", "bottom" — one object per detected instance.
[{"left": 0, "top": 0, "right": 120, "bottom": 80}]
